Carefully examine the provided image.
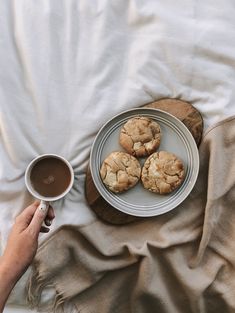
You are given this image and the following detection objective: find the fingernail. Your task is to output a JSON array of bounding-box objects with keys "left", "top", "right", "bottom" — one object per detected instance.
[{"left": 38, "top": 203, "right": 48, "bottom": 213}]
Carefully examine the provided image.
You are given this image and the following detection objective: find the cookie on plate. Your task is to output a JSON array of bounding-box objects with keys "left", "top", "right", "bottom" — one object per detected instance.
[
  {"left": 100, "top": 151, "right": 141, "bottom": 193},
  {"left": 119, "top": 116, "right": 161, "bottom": 157},
  {"left": 141, "top": 151, "right": 185, "bottom": 194}
]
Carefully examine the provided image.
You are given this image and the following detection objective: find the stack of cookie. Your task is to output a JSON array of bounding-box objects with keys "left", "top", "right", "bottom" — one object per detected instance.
[{"left": 100, "top": 116, "right": 185, "bottom": 195}]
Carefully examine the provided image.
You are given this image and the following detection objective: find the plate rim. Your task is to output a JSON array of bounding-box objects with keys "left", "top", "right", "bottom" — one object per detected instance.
[{"left": 89, "top": 108, "right": 200, "bottom": 217}]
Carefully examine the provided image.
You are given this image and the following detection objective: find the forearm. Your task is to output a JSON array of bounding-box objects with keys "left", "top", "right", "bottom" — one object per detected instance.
[
  {"left": 0, "top": 202, "right": 54, "bottom": 313},
  {"left": 0, "top": 257, "right": 19, "bottom": 313}
]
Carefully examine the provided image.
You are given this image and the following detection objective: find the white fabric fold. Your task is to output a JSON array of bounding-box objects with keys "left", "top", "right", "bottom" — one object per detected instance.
[{"left": 1, "top": 0, "right": 235, "bottom": 309}]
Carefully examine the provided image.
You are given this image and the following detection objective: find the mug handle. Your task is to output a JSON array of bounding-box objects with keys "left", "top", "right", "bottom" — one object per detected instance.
[{"left": 38, "top": 200, "right": 50, "bottom": 213}]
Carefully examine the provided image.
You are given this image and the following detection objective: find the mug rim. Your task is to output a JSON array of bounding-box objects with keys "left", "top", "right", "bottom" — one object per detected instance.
[{"left": 25, "top": 154, "right": 74, "bottom": 202}]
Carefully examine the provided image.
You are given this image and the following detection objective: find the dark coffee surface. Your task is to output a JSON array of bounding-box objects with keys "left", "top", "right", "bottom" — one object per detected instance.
[{"left": 30, "top": 157, "right": 71, "bottom": 197}]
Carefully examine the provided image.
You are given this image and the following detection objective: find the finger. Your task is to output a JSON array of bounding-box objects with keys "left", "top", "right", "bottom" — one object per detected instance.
[
  {"left": 16, "top": 201, "right": 41, "bottom": 228},
  {"left": 28, "top": 204, "right": 48, "bottom": 237},
  {"left": 40, "top": 226, "right": 50, "bottom": 233},
  {"left": 47, "top": 206, "right": 55, "bottom": 219},
  {"left": 45, "top": 206, "right": 55, "bottom": 226}
]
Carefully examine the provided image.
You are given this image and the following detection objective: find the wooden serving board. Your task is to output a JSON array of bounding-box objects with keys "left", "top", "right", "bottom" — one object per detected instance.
[{"left": 85, "top": 98, "right": 203, "bottom": 225}]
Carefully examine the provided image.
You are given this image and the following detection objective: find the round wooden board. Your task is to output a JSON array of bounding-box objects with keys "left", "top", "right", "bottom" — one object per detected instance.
[
  {"left": 145, "top": 98, "right": 203, "bottom": 146},
  {"left": 85, "top": 98, "right": 203, "bottom": 225}
]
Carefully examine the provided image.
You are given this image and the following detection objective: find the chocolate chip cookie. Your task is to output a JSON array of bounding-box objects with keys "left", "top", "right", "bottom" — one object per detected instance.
[
  {"left": 141, "top": 151, "right": 185, "bottom": 194},
  {"left": 100, "top": 151, "right": 141, "bottom": 193},
  {"left": 119, "top": 116, "right": 161, "bottom": 157}
]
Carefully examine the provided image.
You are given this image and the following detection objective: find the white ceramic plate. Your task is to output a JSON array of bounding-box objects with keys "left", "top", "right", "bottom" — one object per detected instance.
[{"left": 90, "top": 108, "right": 199, "bottom": 217}]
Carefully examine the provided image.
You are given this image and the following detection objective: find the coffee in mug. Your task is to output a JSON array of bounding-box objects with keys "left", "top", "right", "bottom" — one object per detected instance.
[
  {"left": 25, "top": 154, "right": 74, "bottom": 212},
  {"left": 30, "top": 157, "right": 71, "bottom": 197}
]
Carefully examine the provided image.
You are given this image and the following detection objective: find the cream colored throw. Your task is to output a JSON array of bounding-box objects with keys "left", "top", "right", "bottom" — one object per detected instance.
[
  {"left": 27, "top": 116, "right": 235, "bottom": 313},
  {"left": 2, "top": 1, "right": 235, "bottom": 310}
]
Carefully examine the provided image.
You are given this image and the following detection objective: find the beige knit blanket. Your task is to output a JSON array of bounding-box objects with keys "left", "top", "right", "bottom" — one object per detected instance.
[{"left": 28, "top": 116, "right": 235, "bottom": 313}]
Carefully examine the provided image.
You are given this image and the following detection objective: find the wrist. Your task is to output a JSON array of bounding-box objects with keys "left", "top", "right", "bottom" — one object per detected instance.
[
  {"left": 0, "top": 256, "right": 19, "bottom": 313},
  {"left": 0, "top": 255, "right": 20, "bottom": 288}
]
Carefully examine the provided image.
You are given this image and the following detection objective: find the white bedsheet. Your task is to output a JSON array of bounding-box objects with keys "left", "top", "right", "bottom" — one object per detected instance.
[{"left": 1, "top": 0, "right": 235, "bottom": 310}]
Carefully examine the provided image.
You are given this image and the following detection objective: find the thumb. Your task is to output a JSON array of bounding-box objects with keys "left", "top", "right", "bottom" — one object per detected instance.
[{"left": 28, "top": 204, "right": 48, "bottom": 237}]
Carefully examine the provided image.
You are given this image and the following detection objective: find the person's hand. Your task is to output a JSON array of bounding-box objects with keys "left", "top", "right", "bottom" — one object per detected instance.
[
  {"left": 0, "top": 201, "right": 55, "bottom": 311},
  {"left": 1, "top": 200, "right": 55, "bottom": 282}
]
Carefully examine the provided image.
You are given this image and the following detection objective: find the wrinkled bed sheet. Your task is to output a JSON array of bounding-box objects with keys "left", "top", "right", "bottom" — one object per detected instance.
[{"left": 1, "top": 0, "right": 235, "bottom": 309}]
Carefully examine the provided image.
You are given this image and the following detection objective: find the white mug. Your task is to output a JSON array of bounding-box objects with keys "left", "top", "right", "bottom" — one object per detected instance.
[{"left": 25, "top": 154, "right": 74, "bottom": 212}]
